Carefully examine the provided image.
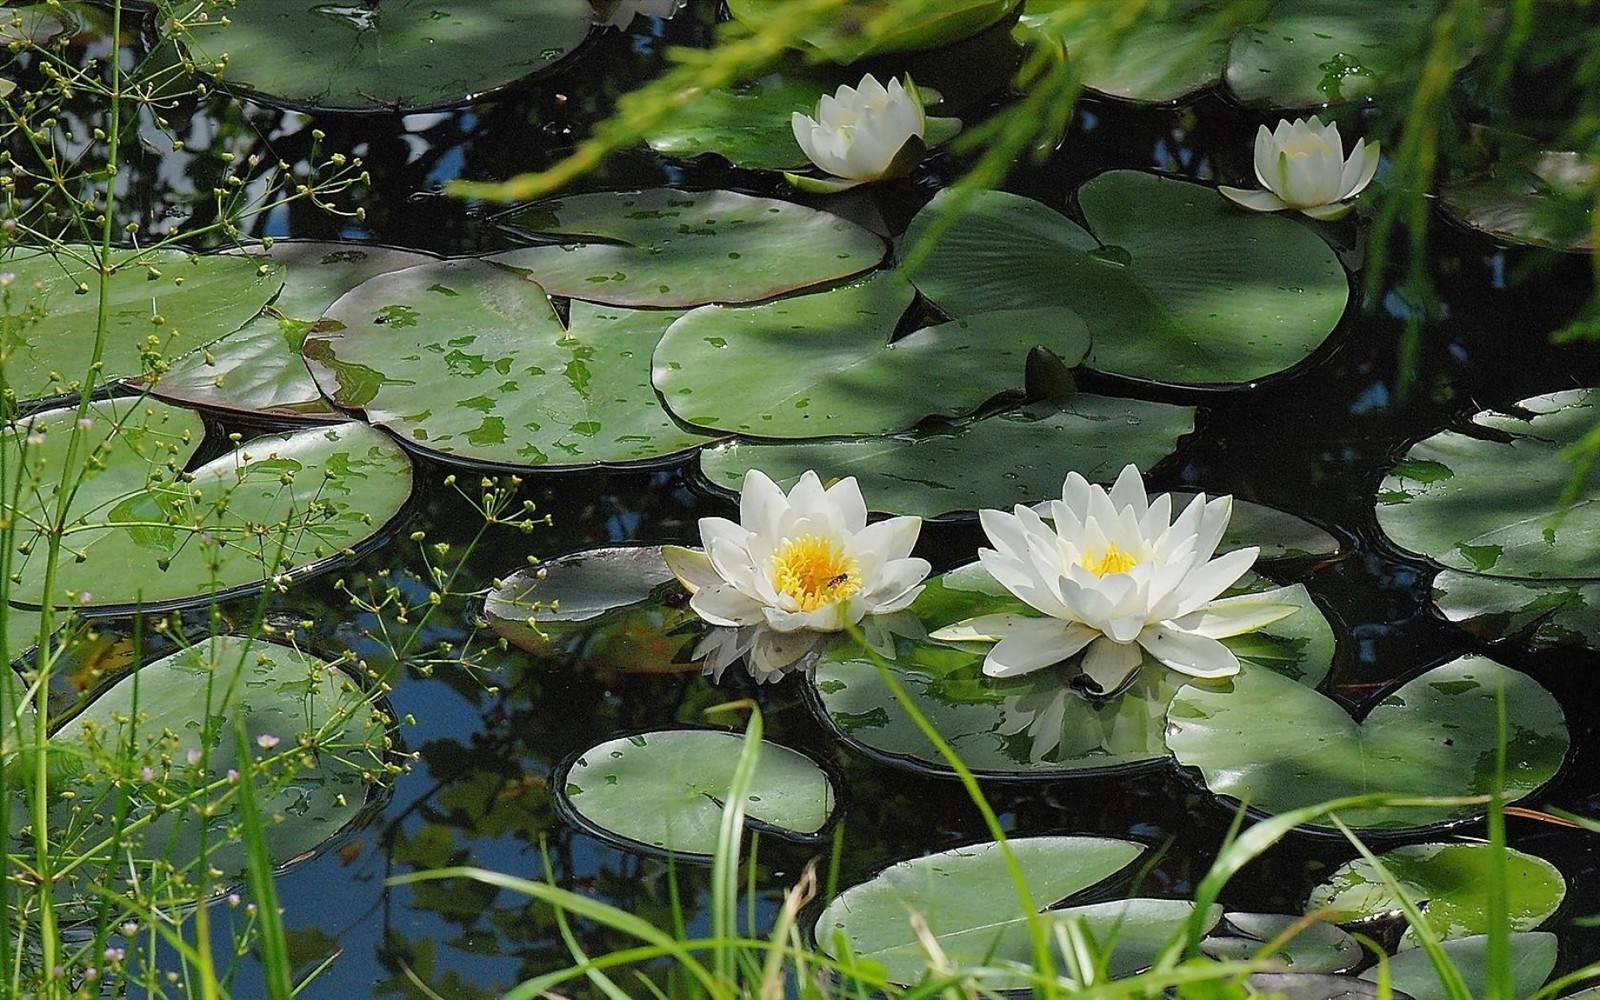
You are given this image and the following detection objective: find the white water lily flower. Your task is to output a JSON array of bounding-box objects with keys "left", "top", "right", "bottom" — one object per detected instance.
[
  {"left": 931, "top": 465, "right": 1297, "bottom": 694},
  {"left": 789, "top": 73, "right": 926, "bottom": 192},
  {"left": 600, "top": 0, "right": 685, "bottom": 29},
  {"left": 1220, "top": 116, "right": 1379, "bottom": 221},
  {"left": 663, "top": 469, "right": 930, "bottom": 635}
]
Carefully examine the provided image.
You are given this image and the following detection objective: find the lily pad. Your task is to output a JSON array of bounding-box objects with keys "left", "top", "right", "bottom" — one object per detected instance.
[
  {"left": 1168, "top": 655, "right": 1569, "bottom": 831},
  {"left": 305, "top": 259, "right": 720, "bottom": 469},
  {"left": 1440, "top": 150, "right": 1595, "bottom": 252},
  {"left": 177, "top": 0, "right": 592, "bottom": 112},
  {"left": 1431, "top": 570, "right": 1600, "bottom": 651},
  {"left": 146, "top": 242, "right": 436, "bottom": 421},
  {"left": 1306, "top": 843, "right": 1565, "bottom": 948},
  {"left": 1020, "top": 0, "right": 1234, "bottom": 104},
  {"left": 905, "top": 173, "right": 1349, "bottom": 386},
  {"left": 1201, "top": 913, "right": 1362, "bottom": 973},
  {"left": 492, "top": 189, "right": 885, "bottom": 308},
  {"left": 815, "top": 835, "right": 1216, "bottom": 987},
  {"left": 0, "top": 245, "right": 282, "bottom": 404},
  {"left": 655, "top": 270, "right": 1088, "bottom": 437},
  {"left": 1359, "top": 933, "right": 1557, "bottom": 1000},
  {"left": 1246, "top": 974, "right": 1411, "bottom": 1000},
  {"left": 699, "top": 393, "right": 1195, "bottom": 519},
  {"left": 3, "top": 608, "right": 44, "bottom": 665},
  {"left": 556, "top": 729, "right": 836, "bottom": 858},
  {"left": 1224, "top": 0, "right": 1445, "bottom": 107},
  {"left": 3, "top": 399, "right": 412, "bottom": 610},
  {"left": 725, "top": 0, "right": 1016, "bottom": 63},
  {"left": 1172, "top": 492, "right": 1341, "bottom": 560},
  {"left": 44, "top": 635, "right": 389, "bottom": 908},
  {"left": 810, "top": 569, "right": 1332, "bottom": 776},
  {"left": 1376, "top": 388, "right": 1600, "bottom": 579}
]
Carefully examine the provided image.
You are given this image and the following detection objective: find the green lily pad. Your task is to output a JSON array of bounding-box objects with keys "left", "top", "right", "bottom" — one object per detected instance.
[
  {"left": 177, "top": 0, "right": 592, "bottom": 112},
  {"left": 1224, "top": 0, "right": 1445, "bottom": 108},
  {"left": 1359, "top": 933, "right": 1557, "bottom": 1000},
  {"left": 699, "top": 393, "right": 1195, "bottom": 519},
  {"left": 1312, "top": 838, "right": 1561, "bottom": 947},
  {"left": 1169, "top": 491, "right": 1341, "bottom": 560},
  {"left": 1200, "top": 913, "right": 1362, "bottom": 973},
  {"left": 1307, "top": 843, "right": 1565, "bottom": 948},
  {"left": 905, "top": 173, "right": 1349, "bottom": 386},
  {"left": 0, "top": 245, "right": 282, "bottom": 404},
  {"left": 1020, "top": 0, "right": 1234, "bottom": 104},
  {"left": 1441, "top": 148, "right": 1596, "bottom": 252},
  {"left": 146, "top": 242, "right": 436, "bottom": 420},
  {"left": 1168, "top": 655, "right": 1569, "bottom": 831},
  {"left": 3, "top": 608, "right": 44, "bottom": 666},
  {"left": 492, "top": 189, "right": 885, "bottom": 308},
  {"left": 811, "top": 569, "right": 1332, "bottom": 776},
  {"left": 487, "top": 546, "right": 678, "bottom": 628},
  {"left": 1431, "top": 570, "right": 1600, "bottom": 651},
  {"left": 725, "top": 0, "right": 1016, "bottom": 63},
  {"left": 304, "top": 259, "right": 720, "bottom": 469},
  {"left": 45, "top": 635, "right": 389, "bottom": 908},
  {"left": 1376, "top": 388, "right": 1600, "bottom": 579},
  {"left": 815, "top": 835, "right": 1216, "bottom": 987},
  {"left": 557, "top": 729, "right": 836, "bottom": 858},
  {"left": 4, "top": 399, "right": 412, "bottom": 610},
  {"left": 655, "top": 270, "right": 1088, "bottom": 437}
]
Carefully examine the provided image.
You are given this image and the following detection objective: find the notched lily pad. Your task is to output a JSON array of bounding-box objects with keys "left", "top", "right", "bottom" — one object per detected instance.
[
  {"left": 3, "top": 399, "right": 413, "bottom": 610},
  {"left": 43, "top": 635, "right": 389, "bottom": 909},
  {"left": 147, "top": 242, "right": 437, "bottom": 420},
  {"left": 1432, "top": 570, "right": 1600, "bottom": 651},
  {"left": 816, "top": 836, "right": 1139, "bottom": 985},
  {"left": 1, "top": 245, "right": 282, "bottom": 404},
  {"left": 1306, "top": 843, "right": 1565, "bottom": 948},
  {"left": 906, "top": 172, "right": 1349, "bottom": 386},
  {"left": 492, "top": 189, "right": 885, "bottom": 308},
  {"left": 1201, "top": 913, "right": 1362, "bottom": 973},
  {"left": 700, "top": 393, "right": 1195, "bottom": 519},
  {"left": 1168, "top": 655, "right": 1569, "bottom": 831},
  {"left": 726, "top": 0, "right": 1015, "bottom": 63},
  {"left": 305, "top": 259, "right": 720, "bottom": 469},
  {"left": 810, "top": 569, "right": 1333, "bottom": 777},
  {"left": 177, "top": 0, "right": 593, "bottom": 112},
  {"left": 557, "top": 728, "right": 836, "bottom": 859},
  {"left": 1359, "top": 933, "right": 1557, "bottom": 1000}
]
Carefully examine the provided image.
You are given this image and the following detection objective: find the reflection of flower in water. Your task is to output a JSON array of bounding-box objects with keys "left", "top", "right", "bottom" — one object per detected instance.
[
  {"left": 600, "top": 0, "right": 687, "bottom": 29},
  {"left": 996, "top": 676, "right": 1174, "bottom": 764},
  {"left": 695, "top": 613, "right": 926, "bottom": 685}
]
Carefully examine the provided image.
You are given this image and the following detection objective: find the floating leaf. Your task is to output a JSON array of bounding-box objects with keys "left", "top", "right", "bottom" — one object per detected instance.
[
  {"left": 1376, "top": 388, "right": 1600, "bottom": 579},
  {"left": 725, "top": 0, "right": 1015, "bottom": 63},
  {"left": 1441, "top": 148, "right": 1596, "bottom": 252},
  {"left": 1020, "top": 0, "right": 1232, "bottom": 104},
  {"left": 1358, "top": 934, "right": 1557, "bottom": 1000},
  {"left": 1307, "top": 843, "right": 1565, "bottom": 948},
  {"left": 44, "top": 635, "right": 389, "bottom": 909},
  {"left": 1431, "top": 570, "right": 1600, "bottom": 651},
  {"left": 1200, "top": 913, "right": 1362, "bottom": 973},
  {"left": 1171, "top": 491, "right": 1341, "bottom": 560},
  {"left": 905, "top": 173, "right": 1348, "bottom": 386},
  {"left": 305, "top": 260, "right": 720, "bottom": 469},
  {"left": 1168, "top": 655, "right": 1569, "bottom": 830},
  {"left": 492, "top": 189, "right": 885, "bottom": 308},
  {"left": 147, "top": 242, "right": 436, "bottom": 420},
  {"left": 0, "top": 246, "right": 282, "bottom": 404},
  {"left": 4, "top": 399, "right": 412, "bottom": 610},
  {"left": 1246, "top": 973, "right": 1410, "bottom": 1000},
  {"left": 557, "top": 729, "right": 835, "bottom": 858},
  {"left": 178, "top": 0, "right": 592, "bottom": 112},
  {"left": 700, "top": 393, "right": 1195, "bottom": 519},
  {"left": 811, "top": 570, "right": 1332, "bottom": 776},
  {"left": 815, "top": 836, "right": 1216, "bottom": 987},
  {"left": 655, "top": 269, "right": 1088, "bottom": 436}
]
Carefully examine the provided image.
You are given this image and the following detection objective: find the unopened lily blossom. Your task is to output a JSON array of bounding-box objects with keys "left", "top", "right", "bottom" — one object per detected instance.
[
  {"left": 1220, "top": 116, "right": 1379, "bottom": 221},
  {"left": 931, "top": 465, "right": 1298, "bottom": 694},
  {"left": 663, "top": 469, "right": 930, "bottom": 635},
  {"left": 789, "top": 74, "right": 926, "bottom": 192}
]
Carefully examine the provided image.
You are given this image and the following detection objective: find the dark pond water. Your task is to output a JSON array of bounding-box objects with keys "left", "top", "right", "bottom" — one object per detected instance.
[{"left": 24, "top": 3, "right": 1600, "bottom": 996}]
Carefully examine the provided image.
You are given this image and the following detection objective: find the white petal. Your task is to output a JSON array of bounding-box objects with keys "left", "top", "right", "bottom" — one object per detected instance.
[
  {"left": 748, "top": 628, "right": 818, "bottom": 678},
  {"left": 1171, "top": 593, "right": 1299, "bottom": 638},
  {"left": 854, "top": 514, "right": 920, "bottom": 563},
  {"left": 1138, "top": 492, "right": 1173, "bottom": 539},
  {"left": 1252, "top": 124, "right": 1278, "bottom": 188},
  {"left": 786, "top": 470, "right": 832, "bottom": 523},
  {"left": 661, "top": 545, "right": 719, "bottom": 595},
  {"left": 824, "top": 475, "right": 870, "bottom": 533},
  {"left": 979, "top": 548, "right": 1073, "bottom": 619},
  {"left": 1079, "top": 636, "right": 1143, "bottom": 694},
  {"left": 1173, "top": 546, "right": 1259, "bottom": 616},
  {"left": 1220, "top": 186, "right": 1290, "bottom": 213},
  {"left": 1299, "top": 201, "right": 1356, "bottom": 221},
  {"left": 1137, "top": 624, "right": 1239, "bottom": 679},
  {"left": 690, "top": 584, "right": 767, "bottom": 628},
  {"left": 862, "top": 558, "right": 930, "bottom": 613},
  {"left": 1345, "top": 139, "right": 1379, "bottom": 199},
  {"left": 739, "top": 470, "right": 788, "bottom": 541},
  {"left": 792, "top": 112, "right": 820, "bottom": 163},
  {"left": 984, "top": 620, "right": 1098, "bottom": 678},
  {"left": 1107, "top": 464, "right": 1147, "bottom": 519},
  {"left": 706, "top": 534, "right": 759, "bottom": 597}
]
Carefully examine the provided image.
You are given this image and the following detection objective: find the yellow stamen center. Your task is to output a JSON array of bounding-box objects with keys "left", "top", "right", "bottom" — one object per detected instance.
[
  {"left": 770, "top": 534, "right": 861, "bottom": 612},
  {"left": 1082, "top": 541, "right": 1139, "bottom": 578}
]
